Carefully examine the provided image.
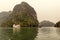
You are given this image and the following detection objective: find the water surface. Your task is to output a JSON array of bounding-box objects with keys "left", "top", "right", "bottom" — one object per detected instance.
[
  {"left": 0, "top": 27, "right": 60, "bottom": 40},
  {"left": 35, "top": 27, "right": 60, "bottom": 40},
  {"left": 0, "top": 27, "right": 38, "bottom": 40}
]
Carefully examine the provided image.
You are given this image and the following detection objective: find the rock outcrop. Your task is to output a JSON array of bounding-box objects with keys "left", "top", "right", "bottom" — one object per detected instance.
[
  {"left": 1, "top": 2, "right": 39, "bottom": 27},
  {"left": 13, "top": 2, "right": 37, "bottom": 20}
]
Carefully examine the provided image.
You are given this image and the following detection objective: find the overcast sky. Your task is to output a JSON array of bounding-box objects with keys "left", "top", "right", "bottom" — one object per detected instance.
[{"left": 0, "top": 0, "right": 60, "bottom": 23}]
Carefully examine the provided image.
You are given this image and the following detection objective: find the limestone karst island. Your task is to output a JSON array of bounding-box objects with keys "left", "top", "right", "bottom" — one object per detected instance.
[
  {"left": 0, "top": 2, "right": 39, "bottom": 27},
  {"left": 0, "top": 2, "right": 38, "bottom": 40}
]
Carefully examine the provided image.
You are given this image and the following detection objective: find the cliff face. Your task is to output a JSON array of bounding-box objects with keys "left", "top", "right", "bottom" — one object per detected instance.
[
  {"left": 1, "top": 2, "right": 39, "bottom": 27},
  {"left": 12, "top": 2, "right": 37, "bottom": 20}
]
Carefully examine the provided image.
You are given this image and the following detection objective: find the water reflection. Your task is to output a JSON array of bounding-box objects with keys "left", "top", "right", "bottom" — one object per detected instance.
[
  {"left": 40, "top": 27, "right": 50, "bottom": 34},
  {"left": 35, "top": 27, "right": 60, "bottom": 40},
  {"left": 1, "top": 27, "right": 60, "bottom": 40},
  {"left": 0, "top": 28, "right": 13, "bottom": 40},
  {"left": 56, "top": 28, "right": 60, "bottom": 35},
  {"left": 0, "top": 27, "right": 38, "bottom": 40}
]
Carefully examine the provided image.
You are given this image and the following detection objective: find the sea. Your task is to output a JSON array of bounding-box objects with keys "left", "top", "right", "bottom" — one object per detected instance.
[{"left": 0, "top": 27, "right": 60, "bottom": 40}]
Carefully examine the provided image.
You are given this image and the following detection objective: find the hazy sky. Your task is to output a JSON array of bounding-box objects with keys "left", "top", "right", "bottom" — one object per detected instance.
[{"left": 0, "top": 0, "right": 60, "bottom": 23}]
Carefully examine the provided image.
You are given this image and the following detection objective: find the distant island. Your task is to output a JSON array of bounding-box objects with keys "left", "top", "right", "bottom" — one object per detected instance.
[
  {"left": 54, "top": 21, "right": 60, "bottom": 27},
  {"left": 39, "top": 20, "right": 55, "bottom": 27},
  {"left": 0, "top": 11, "right": 12, "bottom": 26}
]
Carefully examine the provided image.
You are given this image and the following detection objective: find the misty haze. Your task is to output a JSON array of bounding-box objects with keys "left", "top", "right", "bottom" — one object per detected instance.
[{"left": 0, "top": 0, "right": 60, "bottom": 40}]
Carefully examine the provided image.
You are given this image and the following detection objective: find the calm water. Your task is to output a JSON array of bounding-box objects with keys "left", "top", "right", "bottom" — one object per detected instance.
[
  {"left": 0, "top": 27, "right": 60, "bottom": 40},
  {"left": 35, "top": 27, "right": 60, "bottom": 40},
  {"left": 0, "top": 27, "right": 38, "bottom": 40}
]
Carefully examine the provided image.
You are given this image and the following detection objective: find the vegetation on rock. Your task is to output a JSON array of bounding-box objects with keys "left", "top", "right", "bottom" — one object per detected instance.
[
  {"left": 1, "top": 2, "right": 39, "bottom": 27},
  {"left": 0, "top": 2, "right": 38, "bottom": 40}
]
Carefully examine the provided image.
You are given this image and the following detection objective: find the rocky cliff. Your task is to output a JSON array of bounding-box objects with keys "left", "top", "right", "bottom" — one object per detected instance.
[
  {"left": 1, "top": 2, "right": 39, "bottom": 27},
  {"left": 12, "top": 2, "right": 37, "bottom": 20}
]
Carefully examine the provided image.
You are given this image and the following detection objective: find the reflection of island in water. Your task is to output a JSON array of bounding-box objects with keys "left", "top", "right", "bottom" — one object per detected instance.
[
  {"left": 1, "top": 27, "right": 60, "bottom": 40},
  {"left": 0, "top": 27, "right": 38, "bottom": 40},
  {"left": 35, "top": 27, "right": 60, "bottom": 40}
]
